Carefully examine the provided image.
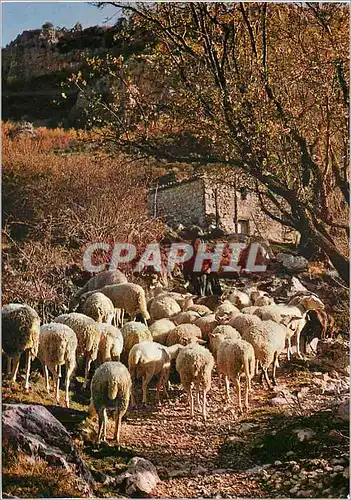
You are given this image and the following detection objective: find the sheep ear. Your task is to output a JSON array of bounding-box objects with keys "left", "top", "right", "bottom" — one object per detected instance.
[{"left": 197, "top": 338, "right": 207, "bottom": 344}]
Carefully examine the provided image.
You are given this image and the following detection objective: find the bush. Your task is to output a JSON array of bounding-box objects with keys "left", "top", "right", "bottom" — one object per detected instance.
[{"left": 2, "top": 123, "right": 164, "bottom": 317}]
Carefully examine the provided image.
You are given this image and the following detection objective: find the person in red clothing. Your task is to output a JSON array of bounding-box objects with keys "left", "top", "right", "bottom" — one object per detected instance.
[{"left": 183, "top": 238, "right": 222, "bottom": 296}]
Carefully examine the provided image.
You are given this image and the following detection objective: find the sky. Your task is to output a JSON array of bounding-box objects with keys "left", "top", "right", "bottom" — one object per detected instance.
[{"left": 2, "top": 2, "right": 122, "bottom": 46}]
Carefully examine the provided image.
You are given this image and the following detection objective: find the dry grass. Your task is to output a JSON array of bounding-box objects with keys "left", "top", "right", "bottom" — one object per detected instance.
[
  {"left": 3, "top": 446, "right": 89, "bottom": 498},
  {"left": 2, "top": 123, "right": 165, "bottom": 317}
]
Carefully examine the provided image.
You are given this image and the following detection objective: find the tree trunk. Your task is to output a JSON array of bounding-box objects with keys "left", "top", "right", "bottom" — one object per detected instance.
[{"left": 305, "top": 216, "right": 350, "bottom": 285}]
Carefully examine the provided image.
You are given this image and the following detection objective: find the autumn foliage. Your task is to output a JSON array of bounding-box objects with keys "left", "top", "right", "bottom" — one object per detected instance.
[{"left": 2, "top": 123, "right": 164, "bottom": 317}]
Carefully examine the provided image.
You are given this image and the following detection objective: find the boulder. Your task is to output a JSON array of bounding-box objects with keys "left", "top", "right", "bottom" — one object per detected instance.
[
  {"left": 276, "top": 253, "right": 309, "bottom": 273},
  {"left": 2, "top": 404, "right": 93, "bottom": 491},
  {"left": 115, "top": 457, "right": 160, "bottom": 496}
]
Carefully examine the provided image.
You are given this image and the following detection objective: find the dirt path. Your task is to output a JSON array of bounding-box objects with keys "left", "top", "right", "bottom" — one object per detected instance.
[{"left": 3, "top": 357, "right": 349, "bottom": 498}]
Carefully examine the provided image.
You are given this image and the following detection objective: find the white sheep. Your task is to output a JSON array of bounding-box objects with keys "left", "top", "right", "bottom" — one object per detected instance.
[
  {"left": 226, "top": 289, "right": 252, "bottom": 309},
  {"left": 150, "top": 295, "right": 181, "bottom": 321},
  {"left": 208, "top": 325, "right": 241, "bottom": 358},
  {"left": 79, "top": 283, "right": 150, "bottom": 326},
  {"left": 121, "top": 321, "right": 153, "bottom": 363},
  {"left": 54, "top": 312, "right": 101, "bottom": 389},
  {"left": 172, "top": 310, "right": 201, "bottom": 325},
  {"left": 254, "top": 295, "right": 275, "bottom": 307},
  {"left": 97, "top": 323, "right": 123, "bottom": 365},
  {"left": 38, "top": 323, "right": 77, "bottom": 408},
  {"left": 2, "top": 303, "right": 40, "bottom": 391},
  {"left": 176, "top": 343, "right": 215, "bottom": 421},
  {"left": 215, "top": 301, "right": 241, "bottom": 323},
  {"left": 166, "top": 324, "right": 203, "bottom": 347},
  {"left": 80, "top": 292, "right": 115, "bottom": 324},
  {"left": 241, "top": 306, "right": 261, "bottom": 315},
  {"left": 242, "top": 320, "right": 288, "bottom": 389},
  {"left": 90, "top": 361, "right": 131, "bottom": 445},
  {"left": 194, "top": 314, "right": 218, "bottom": 342},
  {"left": 228, "top": 314, "right": 262, "bottom": 335},
  {"left": 254, "top": 295, "right": 325, "bottom": 358},
  {"left": 128, "top": 340, "right": 172, "bottom": 405},
  {"left": 216, "top": 337, "right": 255, "bottom": 413},
  {"left": 149, "top": 318, "right": 176, "bottom": 344},
  {"left": 69, "top": 269, "right": 127, "bottom": 310}
]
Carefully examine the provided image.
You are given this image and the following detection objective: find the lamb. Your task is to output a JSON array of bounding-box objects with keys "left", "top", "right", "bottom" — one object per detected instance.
[
  {"left": 37, "top": 323, "right": 77, "bottom": 408},
  {"left": 172, "top": 310, "right": 201, "bottom": 325},
  {"left": 128, "top": 340, "right": 172, "bottom": 405},
  {"left": 53, "top": 312, "right": 101, "bottom": 388},
  {"left": 216, "top": 337, "right": 255, "bottom": 413},
  {"left": 254, "top": 295, "right": 325, "bottom": 358},
  {"left": 242, "top": 320, "right": 288, "bottom": 389},
  {"left": 194, "top": 314, "right": 218, "bottom": 342},
  {"left": 166, "top": 324, "right": 203, "bottom": 347},
  {"left": 2, "top": 303, "right": 40, "bottom": 391},
  {"left": 150, "top": 295, "right": 181, "bottom": 321},
  {"left": 80, "top": 292, "right": 115, "bottom": 324},
  {"left": 69, "top": 269, "right": 127, "bottom": 311},
  {"left": 97, "top": 324, "right": 123, "bottom": 365},
  {"left": 226, "top": 289, "right": 252, "bottom": 309},
  {"left": 121, "top": 321, "right": 153, "bottom": 363},
  {"left": 176, "top": 343, "right": 214, "bottom": 421},
  {"left": 228, "top": 314, "right": 262, "bottom": 335},
  {"left": 90, "top": 361, "right": 132, "bottom": 445},
  {"left": 79, "top": 283, "right": 150, "bottom": 326},
  {"left": 215, "top": 301, "right": 241, "bottom": 323}
]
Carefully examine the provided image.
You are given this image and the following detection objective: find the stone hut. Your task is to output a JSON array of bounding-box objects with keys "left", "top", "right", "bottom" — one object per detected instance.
[{"left": 148, "top": 174, "right": 297, "bottom": 243}]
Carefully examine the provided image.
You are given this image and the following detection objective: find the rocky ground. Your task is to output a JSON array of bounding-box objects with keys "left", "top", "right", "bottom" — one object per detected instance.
[{"left": 3, "top": 350, "right": 349, "bottom": 499}]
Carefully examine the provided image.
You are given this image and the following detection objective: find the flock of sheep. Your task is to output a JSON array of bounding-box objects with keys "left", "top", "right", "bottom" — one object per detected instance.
[{"left": 3, "top": 268, "right": 327, "bottom": 445}]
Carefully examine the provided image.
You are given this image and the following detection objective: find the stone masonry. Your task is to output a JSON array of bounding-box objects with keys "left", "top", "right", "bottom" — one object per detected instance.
[{"left": 149, "top": 175, "right": 297, "bottom": 243}]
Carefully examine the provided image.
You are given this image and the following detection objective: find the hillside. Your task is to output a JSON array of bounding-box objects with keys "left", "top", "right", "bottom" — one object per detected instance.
[{"left": 2, "top": 20, "right": 153, "bottom": 125}]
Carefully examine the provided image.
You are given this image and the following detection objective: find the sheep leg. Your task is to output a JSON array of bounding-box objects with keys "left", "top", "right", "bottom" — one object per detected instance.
[
  {"left": 162, "top": 368, "right": 170, "bottom": 400},
  {"left": 287, "top": 337, "right": 292, "bottom": 361},
  {"left": 188, "top": 387, "right": 194, "bottom": 418},
  {"left": 296, "top": 327, "right": 303, "bottom": 359},
  {"left": 65, "top": 360, "right": 74, "bottom": 408},
  {"left": 202, "top": 389, "right": 207, "bottom": 422},
  {"left": 114, "top": 410, "right": 123, "bottom": 445},
  {"left": 42, "top": 364, "right": 50, "bottom": 393},
  {"left": 225, "top": 376, "right": 231, "bottom": 401},
  {"left": 83, "top": 357, "right": 92, "bottom": 389},
  {"left": 142, "top": 372, "right": 153, "bottom": 404},
  {"left": 272, "top": 352, "right": 279, "bottom": 386},
  {"left": 24, "top": 350, "right": 31, "bottom": 392},
  {"left": 54, "top": 364, "right": 61, "bottom": 404},
  {"left": 11, "top": 355, "right": 20, "bottom": 383},
  {"left": 120, "top": 310, "right": 125, "bottom": 326},
  {"left": 234, "top": 378, "right": 243, "bottom": 414},
  {"left": 262, "top": 367, "right": 273, "bottom": 390},
  {"left": 255, "top": 360, "right": 260, "bottom": 376},
  {"left": 97, "top": 408, "right": 105, "bottom": 444},
  {"left": 244, "top": 378, "right": 250, "bottom": 410}
]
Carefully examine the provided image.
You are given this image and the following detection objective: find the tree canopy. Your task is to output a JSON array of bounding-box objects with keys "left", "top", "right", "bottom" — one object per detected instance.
[{"left": 71, "top": 2, "right": 349, "bottom": 283}]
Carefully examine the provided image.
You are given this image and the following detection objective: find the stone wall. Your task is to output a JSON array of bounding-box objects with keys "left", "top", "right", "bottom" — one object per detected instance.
[
  {"left": 149, "top": 175, "right": 298, "bottom": 243},
  {"left": 149, "top": 178, "right": 206, "bottom": 227},
  {"left": 204, "top": 179, "right": 297, "bottom": 243}
]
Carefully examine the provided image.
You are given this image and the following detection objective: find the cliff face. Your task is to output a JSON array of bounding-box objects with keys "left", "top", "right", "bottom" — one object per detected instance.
[{"left": 2, "top": 22, "right": 152, "bottom": 125}]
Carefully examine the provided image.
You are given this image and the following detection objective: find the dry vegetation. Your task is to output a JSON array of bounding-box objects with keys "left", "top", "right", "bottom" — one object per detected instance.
[{"left": 2, "top": 123, "right": 165, "bottom": 318}]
